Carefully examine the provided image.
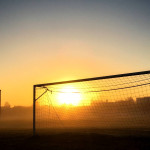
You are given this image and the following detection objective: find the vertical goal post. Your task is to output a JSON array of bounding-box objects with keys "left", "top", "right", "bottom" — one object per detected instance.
[
  {"left": 0, "top": 90, "right": 1, "bottom": 118},
  {"left": 33, "top": 70, "right": 150, "bottom": 135}
]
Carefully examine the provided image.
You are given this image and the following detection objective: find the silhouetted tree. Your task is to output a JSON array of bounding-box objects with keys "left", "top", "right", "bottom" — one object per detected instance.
[{"left": 4, "top": 102, "right": 11, "bottom": 108}]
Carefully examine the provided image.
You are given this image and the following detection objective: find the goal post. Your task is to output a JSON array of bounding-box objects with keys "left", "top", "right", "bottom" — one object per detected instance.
[
  {"left": 33, "top": 70, "right": 150, "bottom": 135},
  {"left": 0, "top": 90, "right": 1, "bottom": 118},
  {"left": 33, "top": 86, "right": 36, "bottom": 136}
]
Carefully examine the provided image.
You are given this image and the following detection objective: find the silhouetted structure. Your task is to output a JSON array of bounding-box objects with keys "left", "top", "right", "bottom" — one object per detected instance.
[
  {"left": 0, "top": 90, "right": 1, "bottom": 118},
  {"left": 136, "top": 97, "right": 150, "bottom": 105}
]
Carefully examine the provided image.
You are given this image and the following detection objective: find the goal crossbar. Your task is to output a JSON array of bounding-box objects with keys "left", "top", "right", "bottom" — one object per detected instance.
[{"left": 34, "top": 70, "right": 150, "bottom": 87}]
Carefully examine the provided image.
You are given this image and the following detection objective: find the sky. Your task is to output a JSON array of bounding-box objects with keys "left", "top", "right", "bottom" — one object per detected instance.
[{"left": 0, "top": 0, "right": 150, "bottom": 106}]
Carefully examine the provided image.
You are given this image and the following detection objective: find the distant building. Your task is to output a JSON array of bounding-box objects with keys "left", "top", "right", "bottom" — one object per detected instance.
[{"left": 136, "top": 97, "right": 150, "bottom": 105}]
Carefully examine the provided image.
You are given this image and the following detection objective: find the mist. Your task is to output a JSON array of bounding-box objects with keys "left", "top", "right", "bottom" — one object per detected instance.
[{"left": 0, "top": 105, "right": 32, "bottom": 129}]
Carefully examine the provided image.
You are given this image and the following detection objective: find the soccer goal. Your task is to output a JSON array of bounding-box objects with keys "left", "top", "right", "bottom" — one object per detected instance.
[{"left": 33, "top": 70, "right": 150, "bottom": 135}]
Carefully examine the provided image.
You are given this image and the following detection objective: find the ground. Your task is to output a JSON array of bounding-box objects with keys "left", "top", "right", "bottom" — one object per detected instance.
[{"left": 0, "top": 128, "right": 150, "bottom": 150}]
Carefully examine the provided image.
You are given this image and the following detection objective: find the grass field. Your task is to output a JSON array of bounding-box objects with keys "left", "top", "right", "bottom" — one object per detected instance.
[{"left": 0, "top": 128, "right": 150, "bottom": 150}]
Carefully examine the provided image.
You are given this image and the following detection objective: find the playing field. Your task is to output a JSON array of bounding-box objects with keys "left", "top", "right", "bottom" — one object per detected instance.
[{"left": 0, "top": 128, "right": 150, "bottom": 150}]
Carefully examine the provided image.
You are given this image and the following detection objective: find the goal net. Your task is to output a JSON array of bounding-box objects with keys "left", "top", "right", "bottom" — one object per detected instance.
[{"left": 33, "top": 71, "right": 150, "bottom": 134}]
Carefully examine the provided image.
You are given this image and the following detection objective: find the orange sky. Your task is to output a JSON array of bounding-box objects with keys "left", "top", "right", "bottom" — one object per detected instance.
[{"left": 0, "top": 0, "right": 150, "bottom": 106}]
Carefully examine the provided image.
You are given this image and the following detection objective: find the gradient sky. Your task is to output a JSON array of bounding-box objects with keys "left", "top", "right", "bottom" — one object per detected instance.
[{"left": 0, "top": 0, "right": 150, "bottom": 106}]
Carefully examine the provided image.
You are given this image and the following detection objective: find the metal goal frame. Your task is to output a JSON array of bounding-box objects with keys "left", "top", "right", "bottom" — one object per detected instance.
[{"left": 33, "top": 70, "right": 150, "bottom": 135}]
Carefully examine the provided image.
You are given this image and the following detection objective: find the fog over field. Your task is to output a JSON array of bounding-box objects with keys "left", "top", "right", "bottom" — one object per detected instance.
[
  {"left": 0, "top": 105, "right": 32, "bottom": 129},
  {"left": 1, "top": 97, "right": 150, "bottom": 130}
]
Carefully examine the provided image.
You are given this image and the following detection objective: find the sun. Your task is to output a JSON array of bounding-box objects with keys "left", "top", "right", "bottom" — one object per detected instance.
[{"left": 57, "top": 86, "right": 81, "bottom": 106}]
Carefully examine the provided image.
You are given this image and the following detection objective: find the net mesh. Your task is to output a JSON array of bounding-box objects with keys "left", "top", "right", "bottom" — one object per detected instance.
[{"left": 35, "top": 73, "right": 150, "bottom": 132}]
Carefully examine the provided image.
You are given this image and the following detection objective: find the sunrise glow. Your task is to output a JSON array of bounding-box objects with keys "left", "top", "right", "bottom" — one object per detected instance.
[{"left": 57, "top": 86, "right": 81, "bottom": 106}]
